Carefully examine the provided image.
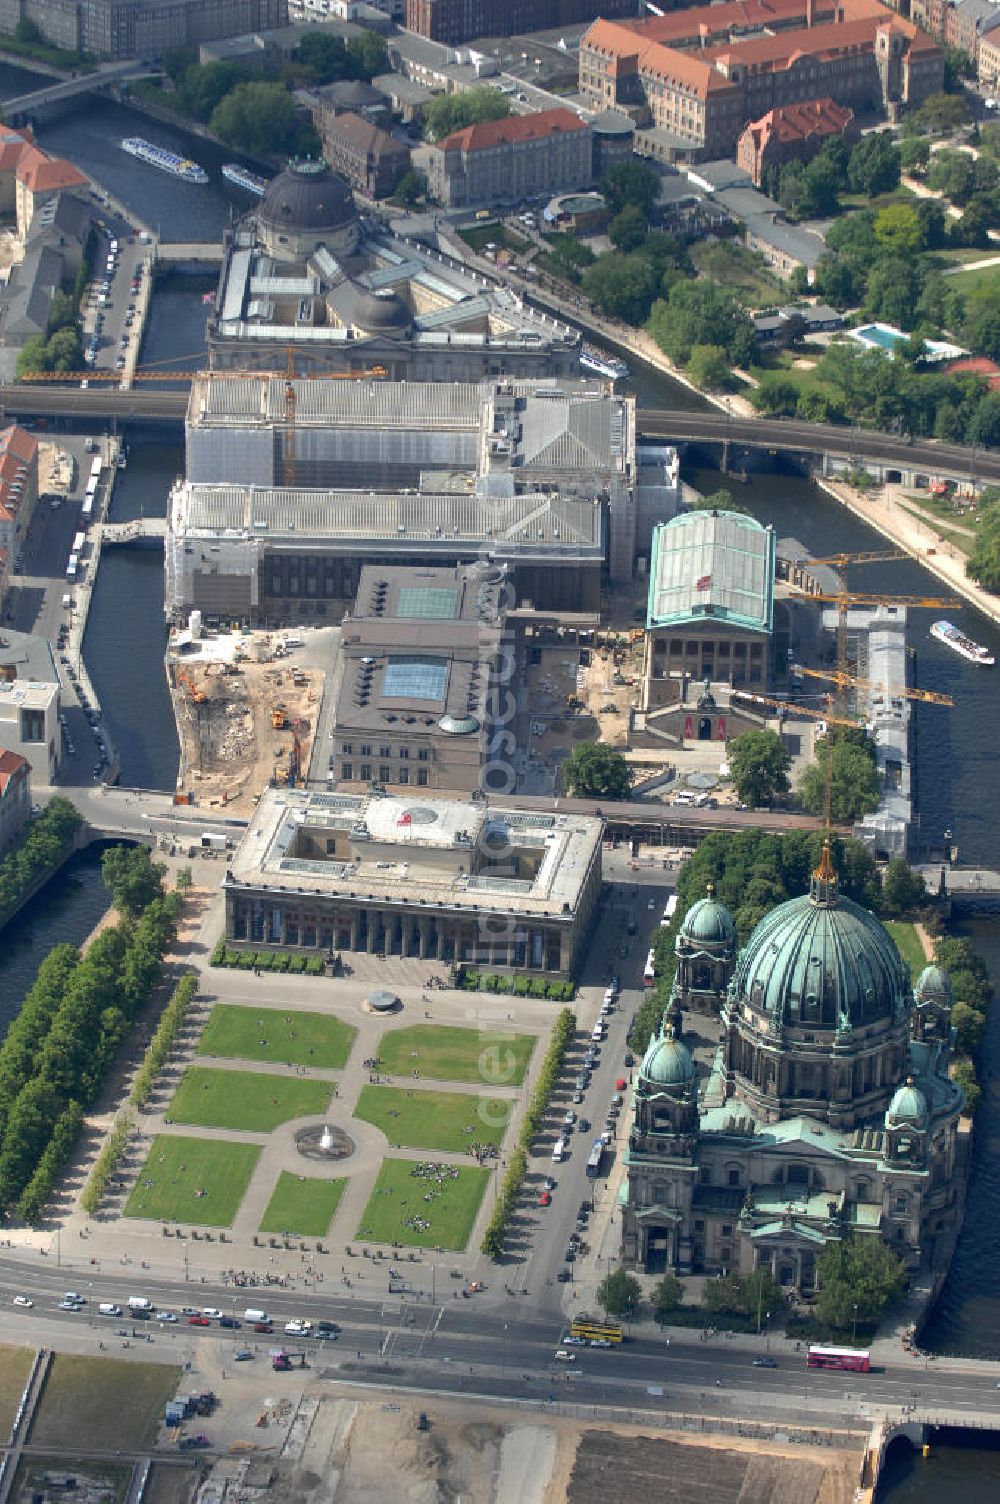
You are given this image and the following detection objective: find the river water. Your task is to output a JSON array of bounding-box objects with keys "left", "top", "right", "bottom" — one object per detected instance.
[{"left": 3, "top": 72, "right": 1000, "bottom": 1490}]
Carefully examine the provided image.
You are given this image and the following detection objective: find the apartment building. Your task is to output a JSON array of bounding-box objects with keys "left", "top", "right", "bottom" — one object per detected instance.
[
  {"left": 404, "top": 0, "right": 637, "bottom": 46},
  {"left": 737, "top": 98, "right": 856, "bottom": 185},
  {"left": 0, "top": 0, "right": 287, "bottom": 60},
  {"left": 427, "top": 107, "right": 592, "bottom": 208},
  {"left": 318, "top": 111, "right": 409, "bottom": 197},
  {"left": 0, "top": 748, "right": 29, "bottom": 857},
  {"left": 579, "top": 0, "right": 943, "bottom": 159}
]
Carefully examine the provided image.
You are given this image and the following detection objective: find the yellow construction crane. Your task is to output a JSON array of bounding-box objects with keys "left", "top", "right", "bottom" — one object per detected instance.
[
  {"left": 805, "top": 550, "right": 906, "bottom": 570},
  {"left": 787, "top": 590, "right": 959, "bottom": 610},
  {"left": 730, "top": 689, "right": 861, "bottom": 727},
  {"left": 791, "top": 664, "right": 955, "bottom": 707}
]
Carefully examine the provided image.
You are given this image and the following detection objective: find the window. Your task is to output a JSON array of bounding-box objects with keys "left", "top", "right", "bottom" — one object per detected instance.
[
  {"left": 398, "top": 767, "right": 409, "bottom": 784},
  {"left": 417, "top": 768, "right": 428, "bottom": 786},
  {"left": 360, "top": 744, "right": 372, "bottom": 756},
  {"left": 722, "top": 1224, "right": 733, "bottom": 1237},
  {"left": 727, "top": 1168, "right": 741, "bottom": 1187},
  {"left": 360, "top": 764, "right": 371, "bottom": 781},
  {"left": 342, "top": 762, "right": 352, "bottom": 780},
  {"left": 417, "top": 748, "right": 429, "bottom": 761},
  {"left": 379, "top": 765, "right": 391, "bottom": 783},
  {"left": 379, "top": 745, "right": 391, "bottom": 758},
  {"left": 399, "top": 746, "right": 409, "bottom": 759},
  {"left": 700, "top": 1165, "right": 712, "bottom": 1184},
  {"left": 341, "top": 743, "right": 353, "bottom": 755}
]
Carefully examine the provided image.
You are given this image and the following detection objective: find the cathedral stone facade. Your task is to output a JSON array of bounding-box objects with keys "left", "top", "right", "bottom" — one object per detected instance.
[{"left": 620, "top": 847, "right": 963, "bottom": 1289}]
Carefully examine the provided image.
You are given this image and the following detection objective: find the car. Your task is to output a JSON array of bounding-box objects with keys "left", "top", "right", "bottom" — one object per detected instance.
[
  {"left": 648, "top": 898, "right": 656, "bottom": 910},
  {"left": 253, "top": 1321, "right": 273, "bottom": 1333},
  {"left": 234, "top": 1349, "right": 254, "bottom": 1360},
  {"left": 612, "top": 1094, "right": 624, "bottom": 1107},
  {"left": 12, "top": 1296, "right": 32, "bottom": 1308},
  {"left": 284, "top": 1319, "right": 311, "bottom": 1335},
  {"left": 564, "top": 1247, "right": 576, "bottom": 1262},
  {"left": 66, "top": 742, "right": 75, "bottom": 755},
  {"left": 314, "top": 1329, "right": 339, "bottom": 1341},
  {"left": 58, "top": 1299, "right": 83, "bottom": 1311},
  {"left": 618, "top": 943, "right": 629, "bottom": 957},
  {"left": 563, "top": 1335, "right": 585, "bottom": 1346},
  {"left": 538, "top": 1190, "right": 552, "bottom": 1207},
  {"left": 554, "top": 1349, "right": 576, "bottom": 1361},
  {"left": 187, "top": 1315, "right": 210, "bottom": 1326},
  {"left": 607, "top": 1106, "right": 620, "bottom": 1120},
  {"left": 556, "top": 1269, "right": 572, "bottom": 1282},
  {"left": 624, "top": 1052, "right": 634, "bottom": 1068},
  {"left": 752, "top": 1356, "right": 778, "bottom": 1368},
  {"left": 543, "top": 1177, "right": 556, "bottom": 1191},
  {"left": 202, "top": 1307, "right": 223, "bottom": 1319},
  {"left": 578, "top": 1117, "right": 591, "bottom": 1133},
  {"left": 590, "top": 1338, "right": 613, "bottom": 1348},
  {"left": 572, "top": 1090, "right": 584, "bottom": 1104},
  {"left": 219, "top": 1315, "right": 241, "bottom": 1328},
  {"left": 563, "top": 1111, "right": 576, "bottom": 1128},
  {"left": 156, "top": 1311, "right": 177, "bottom": 1322}
]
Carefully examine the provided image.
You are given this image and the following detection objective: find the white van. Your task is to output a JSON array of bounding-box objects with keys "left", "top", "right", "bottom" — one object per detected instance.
[
  {"left": 551, "top": 1137, "right": 567, "bottom": 1162},
  {"left": 281, "top": 634, "right": 304, "bottom": 649},
  {"left": 127, "top": 1296, "right": 153, "bottom": 1311},
  {"left": 99, "top": 1302, "right": 122, "bottom": 1317},
  {"left": 244, "top": 1307, "right": 268, "bottom": 1324},
  {"left": 672, "top": 790, "right": 695, "bottom": 806}
]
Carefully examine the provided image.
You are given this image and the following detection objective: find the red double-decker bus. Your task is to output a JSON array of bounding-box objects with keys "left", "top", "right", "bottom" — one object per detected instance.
[{"left": 806, "top": 1345, "right": 870, "bottom": 1373}]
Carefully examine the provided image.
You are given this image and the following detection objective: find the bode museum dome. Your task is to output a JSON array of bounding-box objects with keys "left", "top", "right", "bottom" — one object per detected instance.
[{"left": 620, "top": 845, "right": 963, "bottom": 1291}]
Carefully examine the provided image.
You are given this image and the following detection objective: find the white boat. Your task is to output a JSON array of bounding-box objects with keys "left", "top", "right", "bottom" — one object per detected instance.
[
  {"left": 120, "top": 137, "right": 208, "bottom": 186},
  {"left": 580, "top": 343, "right": 629, "bottom": 382},
  {"left": 931, "top": 619, "right": 994, "bottom": 665},
  {"left": 221, "top": 163, "right": 268, "bottom": 197}
]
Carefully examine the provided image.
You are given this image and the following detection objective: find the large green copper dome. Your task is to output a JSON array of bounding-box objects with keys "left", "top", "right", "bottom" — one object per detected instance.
[
  {"left": 680, "top": 884, "right": 736, "bottom": 946},
  {"left": 640, "top": 1021, "right": 695, "bottom": 1089},
  {"left": 731, "top": 849, "right": 908, "bottom": 1032}
]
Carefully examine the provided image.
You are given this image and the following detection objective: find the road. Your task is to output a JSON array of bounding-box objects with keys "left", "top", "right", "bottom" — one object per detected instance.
[{"left": 0, "top": 1262, "right": 996, "bottom": 1430}]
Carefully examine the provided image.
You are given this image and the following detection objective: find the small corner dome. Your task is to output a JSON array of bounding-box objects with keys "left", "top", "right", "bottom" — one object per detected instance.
[
  {"left": 437, "top": 713, "right": 479, "bottom": 735},
  {"left": 257, "top": 158, "right": 356, "bottom": 234},
  {"left": 641, "top": 1023, "right": 695, "bottom": 1088},
  {"left": 353, "top": 288, "right": 412, "bottom": 333},
  {"left": 915, "top": 964, "right": 952, "bottom": 1005},
  {"left": 886, "top": 1077, "right": 928, "bottom": 1128},
  {"left": 681, "top": 885, "right": 736, "bottom": 946}
]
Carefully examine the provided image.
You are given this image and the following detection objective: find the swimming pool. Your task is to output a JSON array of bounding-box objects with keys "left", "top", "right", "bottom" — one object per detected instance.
[{"left": 853, "top": 323, "right": 904, "bottom": 350}]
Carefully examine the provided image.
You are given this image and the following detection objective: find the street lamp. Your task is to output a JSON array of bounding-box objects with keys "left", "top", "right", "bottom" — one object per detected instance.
[{"left": 852, "top": 1302, "right": 859, "bottom": 1347}]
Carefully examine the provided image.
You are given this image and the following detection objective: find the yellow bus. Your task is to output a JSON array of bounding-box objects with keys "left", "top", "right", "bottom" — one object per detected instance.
[{"left": 569, "top": 1316, "right": 623, "bottom": 1345}]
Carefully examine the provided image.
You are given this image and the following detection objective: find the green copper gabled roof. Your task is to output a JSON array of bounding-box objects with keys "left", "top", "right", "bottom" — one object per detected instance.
[{"left": 647, "top": 509, "right": 775, "bottom": 633}]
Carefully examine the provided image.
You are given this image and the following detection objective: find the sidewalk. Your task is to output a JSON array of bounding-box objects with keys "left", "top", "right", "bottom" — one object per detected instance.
[{"left": 818, "top": 478, "right": 1000, "bottom": 627}]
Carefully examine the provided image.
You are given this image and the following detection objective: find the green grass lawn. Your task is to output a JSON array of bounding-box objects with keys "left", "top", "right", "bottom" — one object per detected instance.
[
  {"left": 459, "top": 222, "right": 529, "bottom": 254},
  {"left": 354, "top": 1084, "right": 512, "bottom": 1151},
  {"left": 0, "top": 1347, "right": 35, "bottom": 1438},
  {"left": 259, "top": 1171, "right": 347, "bottom": 1237},
  {"left": 31, "top": 1355, "right": 181, "bottom": 1451},
  {"left": 124, "top": 1134, "right": 260, "bottom": 1225},
  {"left": 690, "top": 241, "right": 781, "bottom": 307},
  {"left": 886, "top": 921, "right": 928, "bottom": 980},
  {"left": 897, "top": 502, "right": 974, "bottom": 556},
  {"left": 943, "top": 263, "right": 1000, "bottom": 296},
  {"left": 166, "top": 1067, "right": 333, "bottom": 1131},
  {"left": 355, "top": 1157, "right": 490, "bottom": 1250},
  {"left": 376, "top": 1024, "right": 536, "bottom": 1087},
  {"left": 198, "top": 1003, "right": 356, "bottom": 1069}
]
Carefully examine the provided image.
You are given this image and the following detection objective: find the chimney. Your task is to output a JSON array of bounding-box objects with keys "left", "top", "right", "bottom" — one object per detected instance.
[{"left": 806, "top": 0, "right": 815, "bottom": 25}]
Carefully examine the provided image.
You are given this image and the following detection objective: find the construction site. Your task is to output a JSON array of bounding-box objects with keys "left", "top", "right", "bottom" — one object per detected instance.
[{"left": 167, "top": 629, "right": 325, "bottom": 817}]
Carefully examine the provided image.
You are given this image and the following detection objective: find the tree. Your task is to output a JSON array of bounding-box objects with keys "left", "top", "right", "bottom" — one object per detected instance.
[
  {"left": 952, "top": 1056, "right": 981, "bottom": 1111},
  {"left": 601, "top": 160, "right": 659, "bottom": 217},
  {"left": 952, "top": 1001, "right": 986, "bottom": 1054},
  {"left": 967, "top": 493, "right": 1000, "bottom": 590},
  {"left": 915, "top": 92, "right": 972, "bottom": 134},
  {"left": 294, "top": 31, "right": 353, "bottom": 83},
  {"left": 815, "top": 1236, "right": 905, "bottom": 1330},
  {"left": 347, "top": 30, "right": 388, "bottom": 80},
  {"left": 424, "top": 87, "right": 509, "bottom": 142},
  {"left": 873, "top": 202, "right": 924, "bottom": 257},
  {"left": 101, "top": 846, "right": 166, "bottom": 917},
  {"left": 210, "top": 82, "right": 300, "bottom": 155},
  {"left": 597, "top": 1268, "right": 642, "bottom": 1317},
  {"left": 15, "top": 335, "right": 50, "bottom": 379},
  {"left": 178, "top": 61, "right": 246, "bottom": 120},
  {"left": 690, "top": 487, "right": 749, "bottom": 515},
  {"left": 797, "top": 731, "right": 880, "bottom": 823},
  {"left": 609, "top": 204, "right": 648, "bottom": 252},
  {"left": 900, "top": 136, "right": 931, "bottom": 175},
  {"left": 686, "top": 343, "right": 731, "bottom": 391},
  {"left": 795, "top": 150, "right": 843, "bottom": 217},
  {"left": 728, "top": 730, "right": 792, "bottom": 809},
  {"left": 562, "top": 743, "right": 631, "bottom": 800},
  {"left": 394, "top": 168, "right": 425, "bottom": 206},
  {"left": 648, "top": 280, "right": 755, "bottom": 367},
  {"left": 47, "top": 289, "right": 77, "bottom": 335},
  {"left": 880, "top": 858, "right": 926, "bottom": 917},
  {"left": 582, "top": 251, "right": 659, "bottom": 324},
  {"left": 740, "top": 1268, "right": 783, "bottom": 1326},
  {"left": 652, "top": 1272, "right": 684, "bottom": 1316},
  {"left": 848, "top": 132, "right": 901, "bottom": 196},
  {"left": 45, "top": 327, "right": 82, "bottom": 373}
]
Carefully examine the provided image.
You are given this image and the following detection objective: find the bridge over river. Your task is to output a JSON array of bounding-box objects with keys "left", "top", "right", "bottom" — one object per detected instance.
[
  {"left": 2, "top": 381, "right": 998, "bottom": 484},
  {"left": 1, "top": 58, "right": 161, "bottom": 116}
]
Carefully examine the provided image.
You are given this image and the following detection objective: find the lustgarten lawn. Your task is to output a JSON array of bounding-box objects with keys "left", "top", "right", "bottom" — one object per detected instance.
[
  {"left": 125, "top": 1135, "right": 260, "bottom": 1225},
  {"left": 355, "top": 1158, "right": 490, "bottom": 1250},
  {"left": 376, "top": 1023, "right": 535, "bottom": 1087},
  {"left": 198, "top": 1003, "right": 356, "bottom": 1069},
  {"left": 259, "top": 1171, "right": 347, "bottom": 1237},
  {"left": 353, "top": 1084, "right": 511, "bottom": 1152},
  {"left": 166, "top": 1067, "right": 333, "bottom": 1132}
]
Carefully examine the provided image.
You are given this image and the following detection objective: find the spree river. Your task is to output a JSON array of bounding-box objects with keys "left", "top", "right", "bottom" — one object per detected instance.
[{"left": 5, "top": 72, "right": 1000, "bottom": 1492}]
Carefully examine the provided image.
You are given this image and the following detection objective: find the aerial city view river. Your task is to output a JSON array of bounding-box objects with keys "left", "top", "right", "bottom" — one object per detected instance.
[{"left": 2, "top": 66, "right": 1000, "bottom": 1497}]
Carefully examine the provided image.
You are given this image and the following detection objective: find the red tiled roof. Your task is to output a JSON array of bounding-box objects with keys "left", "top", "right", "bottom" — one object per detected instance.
[
  {"left": 438, "top": 107, "right": 589, "bottom": 153},
  {"left": 743, "top": 97, "right": 853, "bottom": 146},
  {"left": 0, "top": 426, "right": 37, "bottom": 526},
  {"left": 16, "top": 146, "right": 87, "bottom": 193},
  {"left": 0, "top": 748, "right": 29, "bottom": 798}
]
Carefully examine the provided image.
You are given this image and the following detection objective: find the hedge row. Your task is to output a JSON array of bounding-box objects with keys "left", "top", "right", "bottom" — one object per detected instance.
[
  {"left": 80, "top": 1111, "right": 131, "bottom": 1217},
  {"left": 17, "top": 1100, "right": 84, "bottom": 1226},
  {"left": 481, "top": 1005, "right": 576, "bottom": 1258},
  {"left": 210, "top": 940, "right": 324, "bottom": 976},
  {"left": 130, "top": 972, "right": 198, "bottom": 1110},
  {"left": 461, "top": 969, "right": 576, "bottom": 1001}
]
